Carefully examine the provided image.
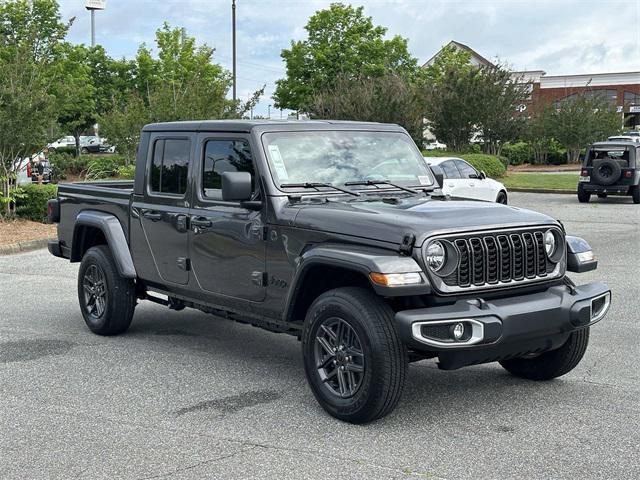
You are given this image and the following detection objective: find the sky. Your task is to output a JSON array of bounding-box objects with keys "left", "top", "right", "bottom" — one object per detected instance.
[{"left": 58, "top": 0, "right": 640, "bottom": 117}]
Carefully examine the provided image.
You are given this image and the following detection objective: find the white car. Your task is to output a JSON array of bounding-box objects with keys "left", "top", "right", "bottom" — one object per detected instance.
[
  {"left": 47, "top": 135, "right": 76, "bottom": 151},
  {"left": 425, "top": 156, "right": 508, "bottom": 204},
  {"left": 424, "top": 141, "right": 447, "bottom": 150}
]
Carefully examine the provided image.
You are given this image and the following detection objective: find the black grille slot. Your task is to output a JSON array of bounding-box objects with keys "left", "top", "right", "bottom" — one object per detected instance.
[{"left": 436, "top": 228, "right": 562, "bottom": 291}]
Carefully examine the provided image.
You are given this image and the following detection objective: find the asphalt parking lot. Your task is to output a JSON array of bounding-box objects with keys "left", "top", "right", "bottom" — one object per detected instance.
[{"left": 1, "top": 192, "right": 639, "bottom": 480}]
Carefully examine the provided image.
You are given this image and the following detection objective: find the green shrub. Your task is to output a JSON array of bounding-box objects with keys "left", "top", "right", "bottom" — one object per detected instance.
[
  {"left": 461, "top": 154, "right": 507, "bottom": 178},
  {"left": 502, "top": 142, "right": 533, "bottom": 166},
  {"left": 85, "top": 155, "right": 128, "bottom": 179},
  {"left": 50, "top": 152, "right": 90, "bottom": 179},
  {"left": 51, "top": 145, "right": 76, "bottom": 155},
  {"left": 15, "top": 184, "right": 58, "bottom": 222},
  {"left": 116, "top": 164, "right": 135, "bottom": 179},
  {"left": 422, "top": 150, "right": 507, "bottom": 178}
]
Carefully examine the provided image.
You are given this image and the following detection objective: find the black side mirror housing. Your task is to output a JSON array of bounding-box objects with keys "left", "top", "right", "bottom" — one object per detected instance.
[
  {"left": 221, "top": 171, "right": 252, "bottom": 201},
  {"left": 429, "top": 164, "right": 444, "bottom": 188}
]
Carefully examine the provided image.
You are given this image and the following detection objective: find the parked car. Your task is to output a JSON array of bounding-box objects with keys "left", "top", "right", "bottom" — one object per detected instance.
[
  {"left": 425, "top": 156, "right": 508, "bottom": 203},
  {"left": 47, "top": 136, "right": 76, "bottom": 152},
  {"left": 424, "top": 141, "right": 447, "bottom": 150},
  {"left": 80, "top": 136, "right": 113, "bottom": 154},
  {"left": 13, "top": 158, "right": 32, "bottom": 186},
  {"left": 578, "top": 140, "right": 640, "bottom": 203},
  {"left": 608, "top": 135, "right": 640, "bottom": 143},
  {"left": 47, "top": 120, "right": 610, "bottom": 424}
]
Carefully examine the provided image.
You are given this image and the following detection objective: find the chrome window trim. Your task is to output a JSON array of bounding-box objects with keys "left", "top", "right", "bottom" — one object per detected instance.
[{"left": 421, "top": 226, "right": 566, "bottom": 294}]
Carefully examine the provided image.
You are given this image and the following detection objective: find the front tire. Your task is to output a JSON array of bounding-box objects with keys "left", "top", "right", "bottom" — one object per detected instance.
[
  {"left": 499, "top": 328, "right": 589, "bottom": 380},
  {"left": 496, "top": 191, "right": 508, "bottom": 204},
  {"left": 577, "top": 185, "right": 591, "bottom": 203},
  {"left": 78, "top": 245, "right": 136, "bottom": 335},
  {"left": 302, "top": 287, "right": 408, "bottom": 424}
]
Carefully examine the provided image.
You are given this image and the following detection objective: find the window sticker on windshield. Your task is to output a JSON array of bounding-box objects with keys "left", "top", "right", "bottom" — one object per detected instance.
[
  {"left": 418, "top": 175, "right": 431, "bottom": 185},
  {"left": 268, "top": 145, "right": 289, "bottom": 180}
]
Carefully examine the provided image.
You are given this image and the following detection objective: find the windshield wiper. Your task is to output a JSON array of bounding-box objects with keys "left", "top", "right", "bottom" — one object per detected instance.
[
  {"left": 344, "top": 180, "right": 419, "bottom": 194},
  {"left": 280, "top": 182, "right": 360, "bottom": 197}
]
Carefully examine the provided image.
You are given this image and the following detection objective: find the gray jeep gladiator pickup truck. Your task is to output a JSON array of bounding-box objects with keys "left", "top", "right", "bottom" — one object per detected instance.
[{"left": 48, "top": 120, "right": 611, "bottom": 423}]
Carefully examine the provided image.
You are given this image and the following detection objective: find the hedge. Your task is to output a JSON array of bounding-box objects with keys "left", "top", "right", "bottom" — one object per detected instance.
[
  {"left": 15, "top": 184, "right": 58, "bottom": 223},
  {"left": 422, "top": 150, "right": 506, "bottom": 178},
  {"left": 85, "top": 155, "right": 129, "bottom": 179}
]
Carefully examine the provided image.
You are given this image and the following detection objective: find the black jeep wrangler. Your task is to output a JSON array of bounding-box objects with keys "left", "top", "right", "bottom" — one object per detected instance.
[
  {"left": 578, "top": 140, "right": 640, "bottom": 203},
  {"left": 47, "top": 120, "right": 611, "bottom": 423}
]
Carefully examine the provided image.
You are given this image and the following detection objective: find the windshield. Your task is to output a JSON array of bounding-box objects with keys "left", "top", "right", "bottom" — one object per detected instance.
[{"left": 262, "top": 131, "right": 434, "bottom": 190}]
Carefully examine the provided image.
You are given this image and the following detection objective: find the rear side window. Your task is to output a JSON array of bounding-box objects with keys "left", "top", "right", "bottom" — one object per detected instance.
[
  {"left": 440, "top": 160, "right": 461, "bottom": 179},
  {"left": 202, "top": 139, "right": 255, "bottom": 199},
  {"left": 150, "top": 138, "right": 190, "bottom": 195}
]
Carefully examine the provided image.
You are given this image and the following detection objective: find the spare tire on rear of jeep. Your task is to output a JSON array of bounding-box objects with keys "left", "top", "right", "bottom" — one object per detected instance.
[{"left": 592, "top": 159, "right": 622, "bottom": 185}]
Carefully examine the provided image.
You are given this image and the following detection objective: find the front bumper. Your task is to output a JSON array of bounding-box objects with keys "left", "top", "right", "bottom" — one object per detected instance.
[{"left": 395, "top": 281, "right": 610, "bottom": 370}]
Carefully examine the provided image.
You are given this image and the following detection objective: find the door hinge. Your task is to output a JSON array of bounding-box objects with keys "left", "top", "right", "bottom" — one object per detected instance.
[
  {"left": 250, "top": 224, "right": 268, "bottom": 241},
  {"left": 177, "top": 257, "right": 191, "bottom": 271},
  {"left": 399, "top": 234, "right": 415, "bottom": 256},
  {"left": 251, "top": 271, "right": 268, "bottom": 287}
]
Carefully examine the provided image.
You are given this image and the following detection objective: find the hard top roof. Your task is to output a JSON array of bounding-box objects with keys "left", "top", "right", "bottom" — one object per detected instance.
[
  {"left": 142, "top": 119, "right": 406, "bottom": 133},
  {"left": 591, "top": 140, "right": 640, "bottom": 148}
]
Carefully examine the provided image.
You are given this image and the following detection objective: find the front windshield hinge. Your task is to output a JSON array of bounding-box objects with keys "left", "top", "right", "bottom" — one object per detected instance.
[{"left": 399, "top": 234, "right": 416, "bottom": 256}]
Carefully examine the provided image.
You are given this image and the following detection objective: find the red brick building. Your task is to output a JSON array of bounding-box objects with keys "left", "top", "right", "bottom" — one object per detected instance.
[{"left": 425, "top": 41, "right": 640, "bottom": 129}]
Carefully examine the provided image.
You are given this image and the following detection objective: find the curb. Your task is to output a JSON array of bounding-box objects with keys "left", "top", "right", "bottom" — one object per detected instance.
[
  {"left": 508, "top": 187, "right": 575, "bottom": 194},
  {"left": 0, "top": 237, "right": 54, "bottom": 256}
]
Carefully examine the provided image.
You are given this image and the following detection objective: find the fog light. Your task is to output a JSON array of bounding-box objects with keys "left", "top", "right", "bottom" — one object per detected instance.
[{"left": 451, "top": 322, "right": 465, "bottom": 341}]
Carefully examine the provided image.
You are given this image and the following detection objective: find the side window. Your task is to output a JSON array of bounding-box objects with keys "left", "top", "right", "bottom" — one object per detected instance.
[
  {"left": 455, "top": 160, "right": 478, "bottom": 178},
  {"left": 202, "top": 139, "right": 255, "bottom": 199},
  {"left": 150, "top": 138, "right": 190, "bottom": 195},
  {"left": 440, "top": 160, "right": 461, "bottom": 179}
]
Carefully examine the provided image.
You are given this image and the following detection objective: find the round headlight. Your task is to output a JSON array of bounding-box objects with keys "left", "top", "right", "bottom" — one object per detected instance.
[
  {"left": 544, "top": 230, "right": 557, "bottom": 258},
  {"left": 426, "top": 241, "right": 446, "bottom": 271}
]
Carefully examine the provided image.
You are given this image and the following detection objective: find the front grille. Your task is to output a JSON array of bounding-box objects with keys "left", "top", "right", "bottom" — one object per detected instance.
[{"left": 434, "top": 227, "right": 563, "bottom": 292}]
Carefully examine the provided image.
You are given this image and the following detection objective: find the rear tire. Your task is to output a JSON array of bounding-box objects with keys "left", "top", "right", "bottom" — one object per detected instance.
[
  {"left": 577, "top": 185, "right": 590, "bottom": 203},
  {"left": 80, "top": 147, "right": 89, "bottom": 155},
  {"left": 78, "top": 245, "right": 136, "bottom": 335},
  {"left": 632, "top": 186, "right": 640, "bottom": 204},
  {"left": 302, "top": 287, "right": 408, "bottom": 424},
  {"left": 499, "top": 328, "right": 589, "bottom": 381}
]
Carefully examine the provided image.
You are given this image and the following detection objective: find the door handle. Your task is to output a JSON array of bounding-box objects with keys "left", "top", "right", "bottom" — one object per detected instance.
[
  {"left": 191, "top": 217, "right": 212, "bottom": 228},
  {"left": 142, "top": 210, "right": 162, "bottom": 221},
  {"left": 469, "top": 183, "right": 475, "bottom": 187}
]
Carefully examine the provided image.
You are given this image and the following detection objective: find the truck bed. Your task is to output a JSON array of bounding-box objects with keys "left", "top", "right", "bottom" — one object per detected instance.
[{"left": 56, "top": 180, "right": 135, "bottom": 251}]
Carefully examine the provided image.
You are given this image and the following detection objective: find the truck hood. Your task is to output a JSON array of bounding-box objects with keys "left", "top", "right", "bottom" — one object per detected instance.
[{"left": 291, "top": 196, "right": 558, "bottom": 246}]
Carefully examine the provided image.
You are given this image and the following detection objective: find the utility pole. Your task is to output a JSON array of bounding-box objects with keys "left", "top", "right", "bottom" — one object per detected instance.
[
  {"left": 91, "top": 10, "right": 95, "bottom": 47},
  {"left": 268, "top": 104, "right": 271, "bottom": 119},
  {"left": 232, "top": 0, "right": 237, "bottom": 102}
]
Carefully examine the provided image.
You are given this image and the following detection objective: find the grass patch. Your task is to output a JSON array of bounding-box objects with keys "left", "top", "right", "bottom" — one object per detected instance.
[{"left": 502, "top": 172, "right": 578, "bottom": 191}]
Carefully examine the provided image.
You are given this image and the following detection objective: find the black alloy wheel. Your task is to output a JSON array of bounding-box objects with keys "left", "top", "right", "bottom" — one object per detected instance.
[
  {"left": 82, "top": 264, "right": 107, "bottom": 319},
  {"left": 314, "top": 317, "right": 365, "bottom": 398}
]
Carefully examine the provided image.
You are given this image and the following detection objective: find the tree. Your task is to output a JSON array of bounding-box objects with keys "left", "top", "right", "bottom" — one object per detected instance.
[
  {"left": 310, "top": 72, "right": 426, "bottom": 144},
  {"left": 423, "top": 44, "right": 472, "bottom": 84},
  {"left": 52, "top": 44, "right": 96, "bottom": 156},
  {"left": 0, "top": 0, "right": 66, "bottom": 217},
  {"left": 474, "top": 65, "right": 530, "bottom": 155},
  {"left": 424, "top": 66, "right": 483, "bottom": 152},
  {"left": 550, "top": 93, "right": 621, "bottom": 163},
  {"left": 273, "top": 3, "right": 418, "bottom": 111},
  {"left": 100, "top": 23, "right": 263, "bottom": 164},
  {"left": 523, "top": 104, "right": 555, "bottom": 164}
]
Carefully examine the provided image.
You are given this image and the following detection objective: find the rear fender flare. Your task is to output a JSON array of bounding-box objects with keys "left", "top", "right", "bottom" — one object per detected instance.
[{"left": 72, "top": 210, "right": 136, "bottom": 279}]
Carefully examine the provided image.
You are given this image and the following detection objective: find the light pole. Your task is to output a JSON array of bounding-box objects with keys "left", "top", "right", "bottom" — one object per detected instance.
[
  {"left": 85, "top": 1, "right": 106, "bottom": 47},
  {"left": 232, "top": 0, "right": 237, "bottom": 102},
  {"left": 268, "top": 104, "right": 271, "bottom": 119}
]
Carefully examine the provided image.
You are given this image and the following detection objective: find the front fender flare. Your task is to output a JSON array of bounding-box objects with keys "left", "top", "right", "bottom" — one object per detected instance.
[
  {"left": 284, "top": 244, "right": 430, "bottom": 322},
  {"left": 72, "top": 210, "right": 136, "bottom": 279}
]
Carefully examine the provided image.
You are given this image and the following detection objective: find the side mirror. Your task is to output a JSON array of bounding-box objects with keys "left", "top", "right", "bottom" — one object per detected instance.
[
  {"left": 429, "top": 164, "right": 444, "bottom": 188},
  {"left": 221, "top": 171, "right": 252, "bottom": 201},
  {"left": 480, "top": 170, "right": 486, "bottom": 180}
]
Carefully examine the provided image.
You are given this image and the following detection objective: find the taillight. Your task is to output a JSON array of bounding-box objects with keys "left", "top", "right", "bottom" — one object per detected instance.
[
  {"left": 47, "top": 199, "right": 60, "bottom": 223},
  {"left": 624, "top": 170, "right": 633, "bottom": 178},
  {"left": 26, "top": 162, "right": 32, "bottom": 177},
  {"left": 581, "top": 169, "right": 589, "bottom": 176}
]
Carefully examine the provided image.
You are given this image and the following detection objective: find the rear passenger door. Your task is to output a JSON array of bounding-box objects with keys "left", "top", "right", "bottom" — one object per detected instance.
[
  {"left": 137, "top": 134, "right": 193, "bottom": 285},
  {"left": 188, "top": 134, "right": 266, "bottom": 303}
]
